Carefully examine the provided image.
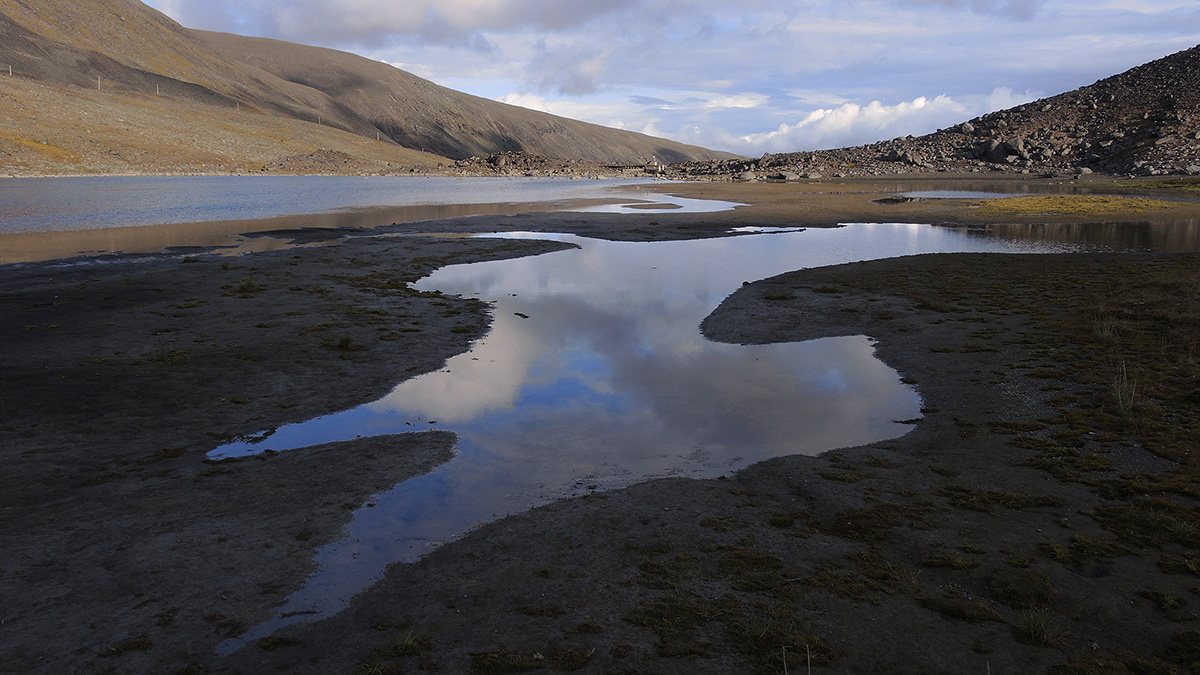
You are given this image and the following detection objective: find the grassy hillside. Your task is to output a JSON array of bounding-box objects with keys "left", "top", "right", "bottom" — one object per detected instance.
[
  {"left": 0, "top": 75, "right": 445, "bottom": 175},
  {"left": 0, "top": 0, "right": 732, "bottom": 174},
  {"left": 199, "top": 31, "right": 736, "bottom": 164}
]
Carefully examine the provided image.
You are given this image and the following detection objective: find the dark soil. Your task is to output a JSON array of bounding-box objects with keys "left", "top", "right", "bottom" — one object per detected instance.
[{"left": 1, "top": 178, "right": 1198, "bottom": 674}]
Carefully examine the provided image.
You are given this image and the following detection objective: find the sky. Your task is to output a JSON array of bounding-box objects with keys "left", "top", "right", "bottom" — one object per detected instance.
[{"left": 143, "top": 0, "right": 1200, "bottom": 156}]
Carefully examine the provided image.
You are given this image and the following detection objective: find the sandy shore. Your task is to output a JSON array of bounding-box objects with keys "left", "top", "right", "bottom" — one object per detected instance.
[{"left": 2, "top": 175, "right": 1198, "bottom": 674}]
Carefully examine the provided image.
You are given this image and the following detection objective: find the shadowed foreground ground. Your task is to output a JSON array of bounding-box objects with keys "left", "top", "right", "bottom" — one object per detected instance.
[{"left": 1, "top": 177, "right": 1198, "bottom": 674}]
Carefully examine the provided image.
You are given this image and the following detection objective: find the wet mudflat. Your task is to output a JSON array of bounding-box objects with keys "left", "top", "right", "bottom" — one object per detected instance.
[
  {"left": 212, "top": 222, "right": 1105, "bottom": 650},
  {"left": 3, "top": 175, "right": 1200, "bottom": 674}
]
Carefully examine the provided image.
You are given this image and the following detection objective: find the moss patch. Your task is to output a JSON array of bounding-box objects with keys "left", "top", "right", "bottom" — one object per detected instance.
[{"left": 976, "top": 195, "right": 1177, "bottom": 216}]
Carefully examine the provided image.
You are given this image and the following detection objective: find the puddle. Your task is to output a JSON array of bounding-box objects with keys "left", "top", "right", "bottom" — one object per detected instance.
[
  {"left": 212, "top": 222, "right": 1111, "bottom": 654},
  {"left": 571, "top": 193, "right": 745, "bottom": 214},
  {"left": 900, "top": 190, "right": 1025, "bottom": 199}
]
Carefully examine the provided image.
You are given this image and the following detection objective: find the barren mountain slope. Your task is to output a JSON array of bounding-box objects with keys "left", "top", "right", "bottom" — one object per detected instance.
[
  {"left": 673, "top": 43, "right": 1200, "bottom": 179},
  {"left": 953, "top": 42, "right": 1200, "bottom": 175},
  {"left": 0, "top": 75, "right": 446, "bottom": 175},
  {"left": 0, "top": 0, "right": 383, "bottom": 136},
  {"left": 197, "top": 31, "right": 736, "bottom": 164},
  {"left": 0, "top": 0, "right": 733, "bottom": 173}
]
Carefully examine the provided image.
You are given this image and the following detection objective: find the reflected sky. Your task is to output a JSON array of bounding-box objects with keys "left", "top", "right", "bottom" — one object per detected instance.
[
  {"left": 571, "top": 193, "right": 745, "bottom": 213},
  {"left": 214, "top": 223, "right": 1110, "bottom": 653}
]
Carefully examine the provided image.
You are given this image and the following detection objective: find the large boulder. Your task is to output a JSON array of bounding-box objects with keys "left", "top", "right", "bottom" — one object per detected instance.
[
  {"left": 884, "top": 148, "right": 928, "bottom": 167},
  {"left": 1003, "top": 136, "right": 1030, "bottom": 160},
  {"left": 978, "top": 137, "right": 1030, "bottom": 163},
  {"left": 979, "top": 138, "right": 1006, "bottom": 162}
]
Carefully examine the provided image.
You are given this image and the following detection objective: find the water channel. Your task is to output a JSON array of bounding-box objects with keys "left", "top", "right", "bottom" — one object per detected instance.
[{"left": 211, "top": 220, "right": 1136, "bottom": 653}]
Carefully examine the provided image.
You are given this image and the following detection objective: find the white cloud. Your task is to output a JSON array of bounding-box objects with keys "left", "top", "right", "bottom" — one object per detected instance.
[
  {"left": 701, "top": 93, "right": 769, "bottom": 110},
  {"left": 527, "top": 43, "right": 615, "bottom": 95},
  {"left": 498, "top": 93, "right": 645, "bottom": 130},
  {"left": 149, "top": 0, "right": 639, "bottom": 47},
  {"left": 893, "top": 0, "right": 1039, "bottom": 20},
  {"left": 735, "top": 95, "right": 969, "bottom": 152},
  {"left": 984, "top": 86, "right": 1040, "bottom": 112},
  {"left": 637, "top": 94, "right": 969, "bottom": 155},
  {"left": 142, "top": 0, "right": 1200, "bottom": 155}
]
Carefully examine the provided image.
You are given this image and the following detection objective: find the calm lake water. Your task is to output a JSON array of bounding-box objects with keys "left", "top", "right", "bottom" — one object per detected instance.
[
  {"left": 0, "top": 176, "right": 745, "bottom": 262},
  {"left": 0, "top": 175, "right": 660, "bottom": 233},
  {"left": 213, "top": 221, "right": 1134, "bottom": 653}
]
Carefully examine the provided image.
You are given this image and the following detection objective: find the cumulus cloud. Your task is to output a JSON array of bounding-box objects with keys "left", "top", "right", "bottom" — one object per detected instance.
[
  {"left": 701, "top": 93, "right": 770, "bottom": 110},
  {"left": 984, "top": 86, "right": 1040, "bottom": 111},
  {"left": 147, "top": 0, "right": 638, "bottom": 46},
  {"left": 497, "top": 90, "right": 981, "bottom": 154},
  {"left": 143, "top": 0, "right": 1200, "bottom": 154},
  {"left": 734, "top": 95, "right": 969, "bottom": 153},
  {"left": 894, "top": 0, "right": 1039, "bottom": 19},
  {"left": 498, "top": 93, "right": 648, "bottom": 130},
  {"left": 527, "top": 43, "right": 615, "bottom": 95}
]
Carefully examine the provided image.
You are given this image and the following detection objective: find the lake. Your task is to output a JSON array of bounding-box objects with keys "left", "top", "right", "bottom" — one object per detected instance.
[
  {"left": 0, "top": 175, "right": 744, "bottom": 263},
  {"left": 0, "top": 175, "right": 662, "bottom": 233}
]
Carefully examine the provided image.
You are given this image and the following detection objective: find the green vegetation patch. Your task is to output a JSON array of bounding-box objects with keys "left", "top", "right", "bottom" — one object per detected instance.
[
  {"left": 1135, "top": 179, "right": 1200, "bottom": 193},
  {"left": 625, "top": 592, "right": 834, "bottom": 672},
  {"left": 938, "top": 485, "right": 1064, "bottom": 513},
  {"left": 823, "top": 502, "right": 935, "bottom": 541},
  {"left": 1092, "top": 499, "right": 1200, "bottom": 548},
  {"left": 1040, "top": 535, "right": 1133, "bottom": 567},
  {"left": 976, "top": 195, "right": 1177, "bottom": 216},
  {"left": 803, "top": 548, "right": 919, "bottom": 601},
  {"left": 988, "top": 567, "right": 1057, "bottom": 609},
  {"left": 624, "top": 591, "right": 734, "bottom": 658}
]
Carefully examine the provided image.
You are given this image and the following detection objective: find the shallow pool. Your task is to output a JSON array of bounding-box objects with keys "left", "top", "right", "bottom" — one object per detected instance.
[{"left": 213, "top": 221, "right": 1120, "bottom": 652}]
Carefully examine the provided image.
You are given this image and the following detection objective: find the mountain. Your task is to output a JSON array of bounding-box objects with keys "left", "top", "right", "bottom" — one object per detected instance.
[
  {"left": 0, "top": 0, "right": 730, "bottom": 175},
  {"left": 672, "top": 44, "right": 1200, "bottom": 180},
  {"left": 198, "top": 31, "right": 733, "bottom": 164},
  {"left": 0, "top": 0, "right": 378, "bottom": 134}
]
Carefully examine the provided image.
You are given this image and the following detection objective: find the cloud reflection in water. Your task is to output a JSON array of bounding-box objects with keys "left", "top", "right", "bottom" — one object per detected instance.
[{"left": 217, "top": 223, "right": 1094, "bottom": 651}]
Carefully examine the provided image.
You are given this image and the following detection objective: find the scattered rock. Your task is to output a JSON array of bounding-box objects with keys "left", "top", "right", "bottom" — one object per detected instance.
[{"left": 663, "top": 44, "right": 1200, "bottom": 180}]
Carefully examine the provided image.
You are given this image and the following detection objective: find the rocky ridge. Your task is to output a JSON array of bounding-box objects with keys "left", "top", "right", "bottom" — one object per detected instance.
[{"left": 662, "top": 44, "right": 1200, "bottom": 181}]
